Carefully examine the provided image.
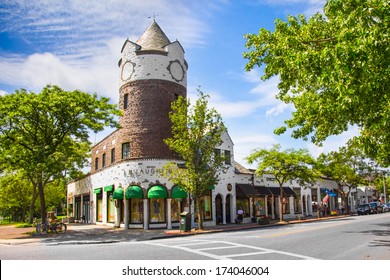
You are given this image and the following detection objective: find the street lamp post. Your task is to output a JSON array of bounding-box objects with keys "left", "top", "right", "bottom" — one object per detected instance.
[{"left": 383, "top": 172, "right": 387, "bottom": 204}]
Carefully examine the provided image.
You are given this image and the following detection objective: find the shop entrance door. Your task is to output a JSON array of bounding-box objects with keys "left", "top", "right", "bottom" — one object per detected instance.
[
  {"left": 215, "top": 194, "right": 222, "bottom": 224},
  {"left": 83, "top": 200, "right": 90, "bottom": 223},
  {"left": 226, "top": 194, "right": 231, "bottom": 223}
]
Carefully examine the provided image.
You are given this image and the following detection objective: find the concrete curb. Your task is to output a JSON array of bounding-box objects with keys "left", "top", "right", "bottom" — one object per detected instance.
[{"left": 0, "top": 215, "right": 352, "bottom": 245}]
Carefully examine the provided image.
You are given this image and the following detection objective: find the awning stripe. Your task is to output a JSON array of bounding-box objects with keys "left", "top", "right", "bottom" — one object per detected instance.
[
  {"left": 125, "top": 186, "right": 143, "bottom": 199},
  {"left": 267, "top": 187, "right": 296, "bottom": 197},
  {"left": 171, "top": 186, "right": 188, "bottom": 199},
  {"left": 147, "top": 185, "right": 167, "bottom": 199},
  {"left": 112, "top": 187, "right": 124, "bottom": 200},
  {"left": 93, "top": 188, "right": 101, "bottom": 194},
  {"left": 236, "top": 184, "right": 262, "bottom": 198}
]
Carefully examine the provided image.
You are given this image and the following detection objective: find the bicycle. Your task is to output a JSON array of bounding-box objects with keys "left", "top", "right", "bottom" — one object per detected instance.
[{"left": 36, "top": 219, "right": 67, "bottom": 234}]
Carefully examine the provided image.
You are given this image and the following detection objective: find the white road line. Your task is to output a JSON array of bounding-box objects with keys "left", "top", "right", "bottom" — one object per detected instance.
[
  {"left": 223, "top": 251, "right": 270, "bottom": 258},
  {"left": 217, "top": 240, "right": 320, "bottom": 260},
  {"left": 198, "top": 245, "right": 241, "bottom": 251},
  {"left": 175, "top": 241, "right": 220, "bottom": 247},
  {"left": 144, "top": 241, "right": 231, "bottom": 260},
  {"left": 145, "top": 239, "right": 320, "bottom": 260}
]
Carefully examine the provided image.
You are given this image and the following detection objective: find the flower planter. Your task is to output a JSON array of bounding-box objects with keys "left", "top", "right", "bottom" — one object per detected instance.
[{"left": 258, "top": 218, "right": 270, "bottom": 225}]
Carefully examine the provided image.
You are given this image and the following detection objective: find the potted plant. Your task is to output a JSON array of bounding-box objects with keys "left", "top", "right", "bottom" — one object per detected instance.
[
  {"left": 257, "top": 215, "right": 271, "bottom": 225},
  {"left": 330, "top": 210, "right": 338, "bottom": 216}
]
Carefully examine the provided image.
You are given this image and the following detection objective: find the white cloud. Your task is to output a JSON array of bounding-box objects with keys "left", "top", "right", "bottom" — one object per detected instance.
[
  {"left": 233, "top": 133, "right": 279, "bottom": 168},
  {"left": 0, "top": 47, "right": 118, "bottom": 101},
  {"left": 0, "top": 0, "right": 224, "bottom": 100},
  {"left": 255, "top": 0, "right": 326, "bottom": 16},
  {"left": 0, "top": 0, "right": 214, "bottom": 59},
  {"left": 307, "top": 125, "right": 359, "bottom": 158},
  {"left": 266, "top": 102, "right": 293, "bottom": 117},
  {"left": 0, "top": 90, "right": 7, "bottom": 96}
]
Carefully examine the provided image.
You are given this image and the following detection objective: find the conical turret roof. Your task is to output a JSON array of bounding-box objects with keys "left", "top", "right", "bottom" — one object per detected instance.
[{"left": 136, "top": 20, "right": 171, "bottom": 50}]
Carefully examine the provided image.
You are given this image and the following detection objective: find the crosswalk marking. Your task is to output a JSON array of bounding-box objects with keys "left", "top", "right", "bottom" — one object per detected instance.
[{"left": 144, "top": 239, "right": 320, "bottom": 260}]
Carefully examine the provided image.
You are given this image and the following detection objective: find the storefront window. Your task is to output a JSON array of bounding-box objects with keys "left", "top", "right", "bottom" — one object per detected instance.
[
  {"left": 130, "top": 199, "right": 143, "bottom": 223},
  {"left": 236, "top": 198, "right": 250, "bottom": 217},
  {"left": 282, "top": 196, "right": 290, "bottom": 214},
  {"left": 171, "top": 198, "right": 186, "bottom": 222},
  {"left": 75, "top": 196, "right": 81, "bottom": 220},
  {"left": 107, "top": 191, "right": 115, "bottom": 223},
  {"left": 195, "top": 191, "right": 212, "bottom": 221},
  {"left": 149, "top": 198, "right": 166, "bottom": 223},
  {"left": 312, "top": 192, "right": 318, "bottom": 211},
  {"left": 96, "top": 193, "right": 103, "bottom": 222},
  {"left": 253, "top": 197, "right": 266, "bottom": 217},
  {"left": 294, "top": 196, "right": 302, "bottom": 213}
]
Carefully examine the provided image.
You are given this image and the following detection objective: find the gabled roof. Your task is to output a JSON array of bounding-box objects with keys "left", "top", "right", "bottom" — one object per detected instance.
[
  {"left": 136, "top": 20, "right": 171, "bottom": 50},
  {"left": 234, "top": 161, "right": 254, "bottom": 175}
]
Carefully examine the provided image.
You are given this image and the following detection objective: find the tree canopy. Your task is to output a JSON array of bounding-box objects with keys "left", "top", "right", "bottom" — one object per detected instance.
[
  {"left": 316, "top": 141, "right": 374, "bottom": 213},
  {"left": 160, "top": 91, "right": 226, "bottom": 229},
  {"left": 247, "top": 144, "right": 317, "bottom": 222},
  {"left": 0, "top": 85, "right": 121, "bottom": 221},
  {"left": 244, "top": 0, "right": 389, "bottom": 166}
]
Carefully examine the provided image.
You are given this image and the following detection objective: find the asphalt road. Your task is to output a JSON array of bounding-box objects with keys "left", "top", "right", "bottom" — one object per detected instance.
[{"left": 1, "top": 213, "right": 389, "bottom": 260}]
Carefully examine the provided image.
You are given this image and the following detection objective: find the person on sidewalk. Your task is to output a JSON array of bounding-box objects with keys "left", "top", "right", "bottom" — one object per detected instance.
[{"left": 236, "top": 208, "right": 244, "bottom": 224}]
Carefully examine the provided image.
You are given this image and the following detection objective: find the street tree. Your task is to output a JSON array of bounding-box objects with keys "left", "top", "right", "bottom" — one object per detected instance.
[
  {"left": 0, "top": 171, "right": 34, "bottom": 222},
  {"left": 244, "top": 0, "right": 389, "bottom": 166},
  {"left": 247, "top": 144, "right": 317, "bottom": 223},
  {"left": 0, "top": 85, "right": 121, "bottom": 222},
  {"left": 160, "top": 91, "right": 226, "bottom": 230},
  {"left": 317, "top": 141, "right": 373, "bottom": 214}
]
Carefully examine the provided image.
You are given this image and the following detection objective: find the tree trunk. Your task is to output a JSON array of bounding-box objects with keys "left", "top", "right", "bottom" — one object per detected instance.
[
  {"left": 37, "top": 179, "right": 47, "bottom": 223},
  {"left": 195, "top": 196, "right": 204, "bottom": 230},
  {"left": 344, "top": 196, "right": 349, "bottom": 215},
  {"left": 28, "top": 192, "right": 39, "bottom": 224},
  {"left": 279, "top": 185, "right": 284, "bottom": 223}
]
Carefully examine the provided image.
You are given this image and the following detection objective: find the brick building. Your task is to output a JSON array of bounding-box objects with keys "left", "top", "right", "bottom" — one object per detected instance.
[{"left": 67, "top": 21, "right": 341, "bottom": 229}]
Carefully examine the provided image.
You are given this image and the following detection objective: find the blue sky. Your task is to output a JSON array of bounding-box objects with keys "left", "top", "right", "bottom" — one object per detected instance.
[{"left": 0, "top": 0, "right": 356, "bottom": 168}]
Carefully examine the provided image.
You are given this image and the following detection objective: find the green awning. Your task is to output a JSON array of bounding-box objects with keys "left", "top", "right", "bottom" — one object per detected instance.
[
  {"left": 112, "top": 187, "right": 124, "bottom": 200},
  {"left": 93, "top": 188, "right": 101, "bottom": 194},
  {"left": 125, "top": 186, "right": 143, "bottom": 199},
  {"left": 171, "top": 186, "right": 188, "bottom": 199},
  {"left": 148, "top": 185, "right": 168, "bottom": 199},
  {"left": 104, "top": 185, "right": 113, "bottom": 192}
]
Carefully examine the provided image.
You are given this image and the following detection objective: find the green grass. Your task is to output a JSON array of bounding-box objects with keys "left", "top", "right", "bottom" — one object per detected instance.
[{"left": 0, "top": 221, "right": 34, "bottom": 228}]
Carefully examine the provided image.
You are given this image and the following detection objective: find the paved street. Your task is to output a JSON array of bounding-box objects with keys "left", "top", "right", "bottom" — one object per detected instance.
[{"left": 1, "top": 213, "right": 389, "bottom": 260}]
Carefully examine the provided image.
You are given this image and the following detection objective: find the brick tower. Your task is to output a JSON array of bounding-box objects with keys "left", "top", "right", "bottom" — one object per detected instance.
[{"left": 118, "top": 20, "right": 187, "bottom": 160}]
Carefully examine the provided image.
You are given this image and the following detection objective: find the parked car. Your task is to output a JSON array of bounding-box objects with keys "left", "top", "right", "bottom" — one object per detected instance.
[
  {"left": 383, "top": 203, "right": 390, "bottom": 212},
  {"left": 357, "top": 204, "right": 372, "bottom": 215},
  {"left": 370, "top": 202, "right": 383, "bottom": 214}
]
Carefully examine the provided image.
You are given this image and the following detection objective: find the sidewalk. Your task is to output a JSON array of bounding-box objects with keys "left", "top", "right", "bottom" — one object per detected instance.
[{"left": 0, "top": 215, "right": 350, "bottom": 245}]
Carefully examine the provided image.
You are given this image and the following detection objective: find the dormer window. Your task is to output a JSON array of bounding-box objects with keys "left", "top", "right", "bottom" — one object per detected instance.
[{"left": 224, "top": 150, "right": 231, "bottom": 165}]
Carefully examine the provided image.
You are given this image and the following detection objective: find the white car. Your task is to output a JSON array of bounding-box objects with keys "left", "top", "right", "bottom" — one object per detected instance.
[{"left": 383, "top": 203, "right": 390, "bottom": 212}]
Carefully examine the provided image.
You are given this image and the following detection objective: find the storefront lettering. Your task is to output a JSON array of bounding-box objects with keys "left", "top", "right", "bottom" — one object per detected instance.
[
  {"left": 266, "top": 177, "right": 275, "bottom": 181},
  {"left": 125, "top": 167, "right": 158, "bottom": 177}
]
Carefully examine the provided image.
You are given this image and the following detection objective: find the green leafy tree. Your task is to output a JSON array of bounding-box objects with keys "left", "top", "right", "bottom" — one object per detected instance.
[
  {"left": 159, "top": 91, "right": 226, "bottom": 230},
  {"left": 244, "top": 0, "right": 389, "bottom": 166},
  {"left": 317, "top": 141, "right": 373, "bottom": 214},
  {"left": 0, "top": 171, "right": 34, "bottom": 222},
  {"left": 247, "top": 144, "right": 317, "bottom": 223},
  {"left": 45, "top": 178, "right": 67, "bottom": 215},
  {"left": 0, "top": 85, "right": 121, "bottom": 222}
]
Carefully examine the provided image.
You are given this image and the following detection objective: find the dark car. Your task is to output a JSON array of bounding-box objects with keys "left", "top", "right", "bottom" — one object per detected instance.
[
  {"left": 357, "top": 204, "right": 372, "bottom": 215},
  {"left": 370, "top": 202, "right": 383, "bottom": 214}
]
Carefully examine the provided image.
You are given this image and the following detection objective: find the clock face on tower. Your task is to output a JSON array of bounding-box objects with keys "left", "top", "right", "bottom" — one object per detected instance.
[
  {"left": 121, "top": 61, "right": 134, "bottom": 81},
  {"left": 168, "top": 60, "right": 184, "bottom": 82}
]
